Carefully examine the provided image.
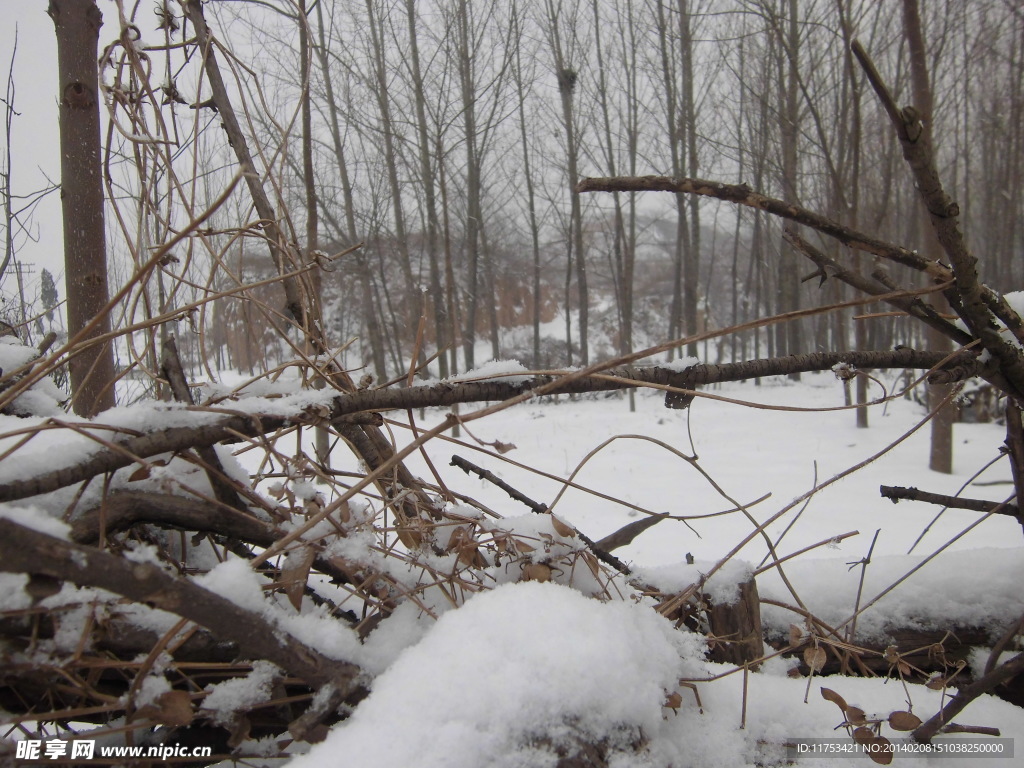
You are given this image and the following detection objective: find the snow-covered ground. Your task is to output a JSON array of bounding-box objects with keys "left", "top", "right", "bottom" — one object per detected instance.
[{"left": 403, "top": 371, "right": 1019, "bottom": 566}]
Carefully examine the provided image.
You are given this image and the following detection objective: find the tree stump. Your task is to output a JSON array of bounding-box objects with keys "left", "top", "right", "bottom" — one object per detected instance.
[{"left": 707, "top": 577, "right": 765, "bottom": 668}]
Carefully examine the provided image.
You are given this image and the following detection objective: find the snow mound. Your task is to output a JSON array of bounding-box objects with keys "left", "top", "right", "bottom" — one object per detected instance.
[
  {"left": 758, "top": 547, "right": 1024, "bottom": 642},
  {"left": 288, "top": 581, "right": 706, "bottom": 768}
]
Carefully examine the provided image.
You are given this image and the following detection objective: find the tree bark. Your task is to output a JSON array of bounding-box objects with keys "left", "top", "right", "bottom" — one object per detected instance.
[
  {"left": 49, "top": 0, "right": 117, "bottom": 417},
  {"left": 900, "top": 0, "right": 955, "bottom": 474}
]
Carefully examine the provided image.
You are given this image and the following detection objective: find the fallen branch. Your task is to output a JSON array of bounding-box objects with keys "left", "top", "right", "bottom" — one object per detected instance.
[
  {"left": 0, "top": 519, "right": 361, "bottom": 694},
  {"left": 0, "top": 349, "right": 980, "bottom": 504},
  {"left": 879, "top": 485, "right": 1021, "bottom": 520},
  {"left": 69, "top": 491, "right": 383, "bottom": 596},
  {"left": 913, "top": 651, "right": 1024, "bottom": 742}
]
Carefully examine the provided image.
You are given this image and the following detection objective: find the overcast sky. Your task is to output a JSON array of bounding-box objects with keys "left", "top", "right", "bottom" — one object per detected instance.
[{"left": 2, "top": 4, "right": 70, "bottom": 293}]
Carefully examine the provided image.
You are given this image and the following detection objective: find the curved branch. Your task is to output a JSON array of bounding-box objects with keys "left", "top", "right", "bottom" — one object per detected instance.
[
  {"left": 69, "top": 490, "right": 365, "bottom": 589},
  {"left": 783, "top": 229, "right": 971, "bottom": 347},
  {"left": 576, "top": 175, "right": 952, "bottom": 280}
]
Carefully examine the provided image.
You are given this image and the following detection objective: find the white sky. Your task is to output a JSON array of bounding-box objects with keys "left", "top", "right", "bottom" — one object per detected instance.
[{"left": 2, "top": 3, "right": 68, "bottom": 289}]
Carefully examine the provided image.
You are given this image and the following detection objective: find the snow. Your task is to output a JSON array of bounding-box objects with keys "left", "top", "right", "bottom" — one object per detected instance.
[
  {"left": 135, "top": 675, "right": 172, "bottom": 709},
  {"left": 446, "top": 358, "right": 533, "bottom": 383},
  {"left": 202, "top": 661, "right": 280, "bottom": 727},
  {"left": 638, "top": 558, "right": 754, "bottom": 607},
  {"left": 288, "top": 582, "right": 705, "bottom": 768},
  {"left": 196, "top": 557, "right": 366, "bottom": 666},
  {"left": 0, "top": 336, "right": 66, "bottom": 416},
  {"left": 660, "top": 356, "right": 702, "bottom": 372},
  {"left": 1002, "top": 290, "right": 1024, "bottom": 321},
  {"left": 287, "top": 581, "right": 1024, "bottom": 768},
  {"left": 0, "top": 504, "right": 71, "bottom": 539},
  {"left": 0, "top": 337, "right": 39, "bottom": 373},
  {"left": 758, "top": 547, "right": 1024, "bottom": 642}
]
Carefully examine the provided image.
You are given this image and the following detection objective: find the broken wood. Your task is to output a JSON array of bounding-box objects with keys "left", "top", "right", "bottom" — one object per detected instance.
[{"left": 707, "top": 577, "right": 765, "bottom": 668}]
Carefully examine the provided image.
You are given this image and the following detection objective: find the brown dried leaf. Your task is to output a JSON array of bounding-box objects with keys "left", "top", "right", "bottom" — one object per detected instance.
[
  {"left": 786, "top": 665, "right": 803, "bottom": 678},
  {"left": 580, "top": 550, "right": 601, "bottom": 579},
  {"left": 803, "top": 646, "right": 827, "bottom": 672},
  {"left": 550, "top": 515, "right": 576, "bottom": 538},
  {"left": 925, "top": 674, "right": 947, "bottom": 690},
  {"left": 820, "top": 687, "right": 848, "bottom": 711},
  {"left": 128, "top": 458, "right": 168, "bottom": 482},
  {"left": 137, "top": 689, "right": 193, "bottom": 727},
  {"left": 281, "top": 544, "right": 317, "bottom": 611},
  {"left": 446, "top": 526, "right": 470, "bottom": 554},
  {"left": 520, "top": 563, "right": 552, "bottom": 583},
  {"left": 128, "top": 465, "right": 152, "bottom": 482},
  {"left": 513, "top": 538, "right": 536, "bottom": 553},
  {"left": 897, "top": 661, "right": 912, "bottom": 677},
  {"left": 887, "top": 711, "right": 922, "bottom": 731},
  {"left": 789, "top": 624, "right": 805, "bottom": 647},
  {"left": 868, "top": 736, "right": 894, "bottom": 765},
  {"left": 663, "top": 691, "right": 682, "bottom": 711},
  {"left": 302, "top": 723, "right": 330, "bottom": 744},
  {"left": 882, "top": 645, "right": 900, "bottom": 664},
  {"left": 227, "top": 714, "right": 252, "bottom": 748},
  {"left": 305, "top": 402, "right": 332, "bottom": 420},
  {"left": 491, "top": 440, "right": 516, "bottom": 454},
  {"left": 852, "top": 727, "right": 875, "bottom": 747},
  {"left": 396, "top": 526, "right": 424, "bottom": 549},
  {"left": 846, "top": 706, "right": 867, "bottom": 726}
]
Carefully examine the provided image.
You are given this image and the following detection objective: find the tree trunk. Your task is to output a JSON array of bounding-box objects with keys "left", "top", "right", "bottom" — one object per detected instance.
[
  {"left": 49, "top": 0, "right": 117, "bottom": 417},
  {"left": 313, "top": 2, "right": 387, "bottom": 383},
  {"left": 777, "top": 0, "right": 803, "bottom": 369},
  {"left": 678, "top": 0, "right": 701, "bottom": 358},
  {"left": 511, "top": 2, "right": 543, "bottom": 368},
  {"left": 546, "top": 0, "right": 588, "bottom": 366},
  {"left": 405, "top": 0, "right": 448, "bottom": 379},
  {"left": 902, "top": 0, "right": 954, "bottom": 473},
  {"left": 457, "top": 0, "right": 484, "bottom": 371}
]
